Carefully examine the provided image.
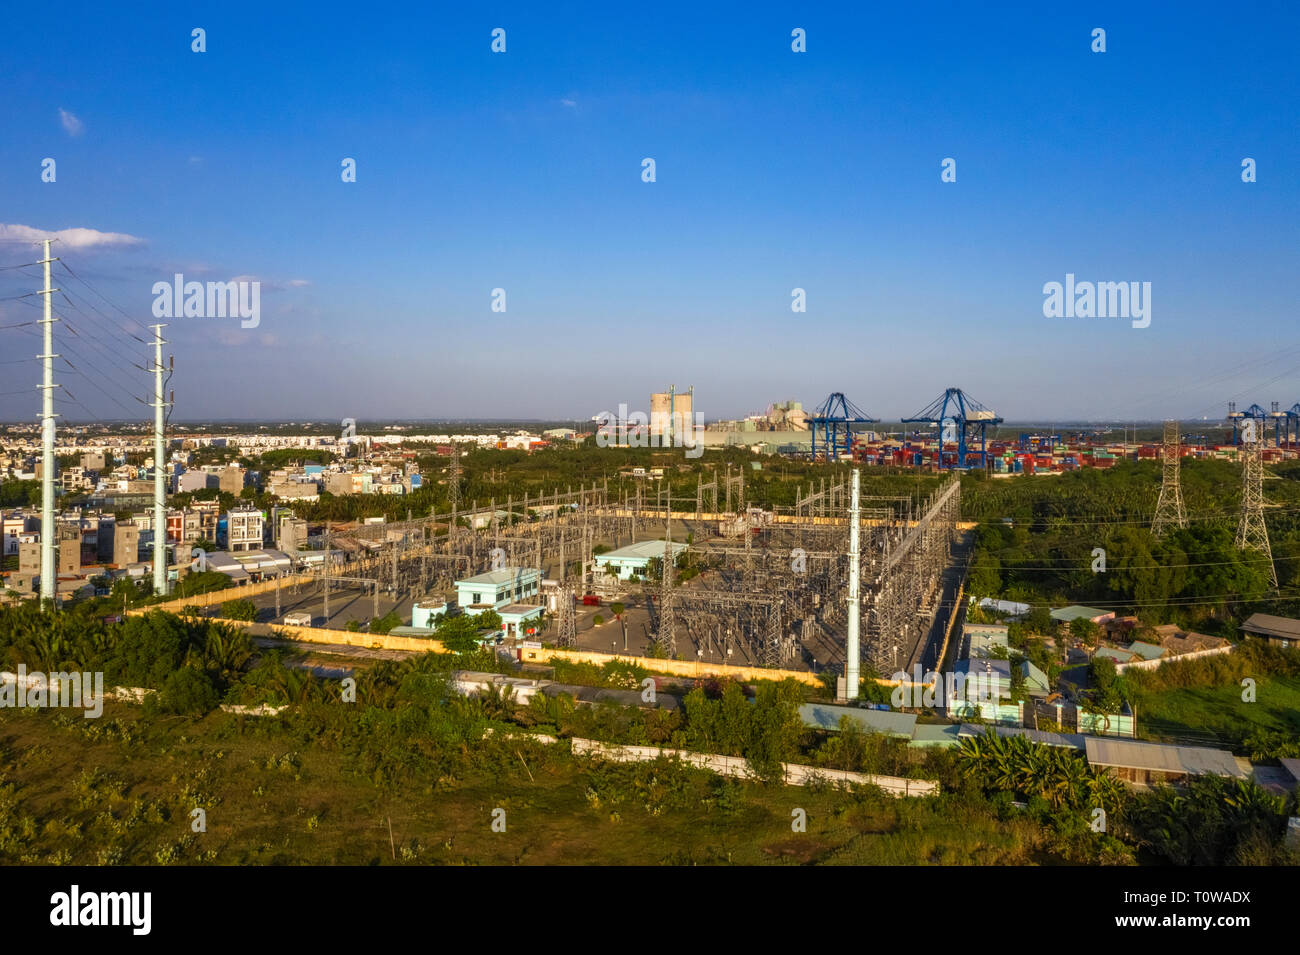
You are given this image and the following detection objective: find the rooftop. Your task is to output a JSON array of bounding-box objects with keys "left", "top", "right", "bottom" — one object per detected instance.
[
  {"left": 498, "top": 603, "right": 543, "bottom": 616},
  {"left": 457, "top": 566, "right": 540, "bottom": 587},
  {"left": 959, "top": 724, "right": 1086, "bottom": 751},
  {"left": 955, "top": 658, "right": 1012, "bottom": 678},
  {"left": 596, "top": 539, "right": 688, "bottom": 561},
  {"left": 1083, "top": 737, "right": 1247, "bottom": 777},
  {"left": 1050, "top": 605, "right": 1112, "bottom": 623},
  {"left": 1240, "top": 613, "right": 1300, "bottom": 640},
  {"left": 1126, "top": 640, "right": 1166, "bottom": 661},
  {"left": 799, "top": 702, "right": 917, "bottom": 738}
]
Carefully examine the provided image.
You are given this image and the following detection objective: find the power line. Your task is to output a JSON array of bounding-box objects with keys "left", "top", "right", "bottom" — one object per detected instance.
[
  {"left": 60, "top": 312, "right": 149, "bottom": 374},
  {"left": 979, "top": 555, "right": 1283, "bottom": 572},
  {"left": 59, "top": 356, "right": 146, "bottom": 416},
  {"left": 57, "top": 281, "right": 151, "bottom": 346},
  {"left": 58, "top": 260, "right": 152, "bottom": 340}
]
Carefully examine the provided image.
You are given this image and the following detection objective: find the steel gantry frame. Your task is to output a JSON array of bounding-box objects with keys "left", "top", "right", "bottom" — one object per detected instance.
[
  {"left": 903, "top": 388, "right": 1003, "bottom": 470},
  {"left": 291, "top": 465, "right": 964, "bottom": 681},
  {"left": 862, "top": 475, "right": 961, "bottom": 674},
  {"left": 808, "top": 392, "right": 878, "bottom": 461}
]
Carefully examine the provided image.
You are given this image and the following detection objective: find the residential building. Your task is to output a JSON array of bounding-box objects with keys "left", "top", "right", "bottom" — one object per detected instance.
[
  {"left": 225, "top": 507, "right": 264, "bottom": 552},
  {"left": 112, "top": 522, "right": 139, "bottom": 566},
  {"left": 1240, "top": 613, "right": 1300, "bottom": 649},
  {"left": 218, "top": 465, "right": 246, "bottom": 495},
  {"left": 1050, "top": 605, "right": 1115, "bottom": 625},
  {"left": 964, "top": 623, "right": 1009, "bottom": 658}
]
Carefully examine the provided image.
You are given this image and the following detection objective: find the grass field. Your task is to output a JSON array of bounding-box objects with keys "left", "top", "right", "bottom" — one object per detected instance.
[
  {"left": 0, "top": 703, "right": 1082, "bottom": 866},
  {"left": 1133, "top": 675, "right": 1300, "bottom": 747}
]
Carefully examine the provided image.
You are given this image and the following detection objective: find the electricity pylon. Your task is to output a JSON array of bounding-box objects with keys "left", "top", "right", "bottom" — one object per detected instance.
[
  {"left": 1151, "top": 420, "right": 1187, "bottom": 537},
  {"left": 655, "top": 529, "right": 677, "bottom": 658},
  {"left": 1235, "top": 429, "right": 1278, "bottom": 586},
  {"left": 556, "top": 583, "right": 577, "bottom": 648},
  {"left": 447, "top": 445, "right": 461, "bottom": 511}
]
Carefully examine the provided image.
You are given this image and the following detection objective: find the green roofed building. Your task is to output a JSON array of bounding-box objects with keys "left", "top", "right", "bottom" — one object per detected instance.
[
  {"left": 799, "top": 702, "right": 917, "bottom": 738},
  {"left": 1017, "top": 660, "right": 1051, "bottom": 694},
  {"left": 1050, "top": 605, "right": 1114, "bottom": 624},
  {"left": 909, "top": 723, "right": 963, "bottom": 748},
  {"left": 1126, "top": 640, "right": 1166, "bottom": 661}
]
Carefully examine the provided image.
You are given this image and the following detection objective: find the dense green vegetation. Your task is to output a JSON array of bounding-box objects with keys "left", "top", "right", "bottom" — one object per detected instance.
[
  {"left": 0, "top": 604, "right": 1293, "bottom": 865},
  {"left": 958, "top": 458, "right": 1300, "bottom": 761},
  {"left": 956, "top": 730, "right": 1295, "bottom": 865},
  {"left": 0, "top": 479, "right": 40, "bottom": 508},
  {"left": 960, "top": 459, "right": 1298, "bottom": 627},
  {"left": 1098, "top": 640, "right": 1300, "bottom": 757}
]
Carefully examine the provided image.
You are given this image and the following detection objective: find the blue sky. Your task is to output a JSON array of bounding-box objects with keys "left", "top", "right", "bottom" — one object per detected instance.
[{"left": 1, "top": 1, "right": 1297, "bottom": 424}]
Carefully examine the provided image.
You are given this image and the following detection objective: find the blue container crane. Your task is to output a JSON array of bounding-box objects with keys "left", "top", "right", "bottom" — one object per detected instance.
[
  {"left": 808, "top": 392, "right": 878, "bottom": 460},
  {"left": 903, "top": 388, "right": 1004, "bottom": 470}
]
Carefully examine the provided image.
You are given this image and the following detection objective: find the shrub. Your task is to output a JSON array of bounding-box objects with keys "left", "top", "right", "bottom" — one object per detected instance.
[
  {"left": 156, "top": 667, "right": 220, "bottom": 716},
  {"left": 219, "top": 598, "right": 257, "bottom": 621}
]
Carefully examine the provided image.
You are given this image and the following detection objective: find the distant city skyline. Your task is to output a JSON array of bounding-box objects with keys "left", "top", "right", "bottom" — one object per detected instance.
[{"left": 2, "top": 2, "right": 1297, "bottom": 424}]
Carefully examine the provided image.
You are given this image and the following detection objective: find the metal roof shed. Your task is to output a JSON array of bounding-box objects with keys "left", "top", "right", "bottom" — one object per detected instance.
[
  {"left": 799, "top": 702, "right": 918, "bottom": 738},
  {"left": 1084, "top": 737, "right": 1247, "bottom": 780},
  {"left": 958, "top": 724, "right": 1085, "bottom": 751}
]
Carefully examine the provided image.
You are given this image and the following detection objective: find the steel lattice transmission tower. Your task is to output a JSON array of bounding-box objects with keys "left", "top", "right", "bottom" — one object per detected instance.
[
  {"left": 655, "top": 536, "right": 677, "bottom": 658},
  {"left": 447, "top": 445, "right": 461, "bottom": 511},
  {"left": 556, "top": 583, "right": 577, "bottom": 648},
  {"left": 1151, "top": 420, "right": 1187, "bottom": 537},
  {"left": 1235, "top": 435, "right": 1278, "bottom": 586}
]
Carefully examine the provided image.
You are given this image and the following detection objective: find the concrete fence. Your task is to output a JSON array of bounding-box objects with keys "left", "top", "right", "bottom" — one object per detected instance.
[
  {"left": 569, "top": 737, "right": 939, "bottom": 796},
  {"left": 132, "top": 573, "right": 317, "bottom": 615},
  {"left": 1115, "top": 645, "right": 1233, "bottom": 674},
  {"left": 200, "top": 615, "right": 829, "bottom": 685}
]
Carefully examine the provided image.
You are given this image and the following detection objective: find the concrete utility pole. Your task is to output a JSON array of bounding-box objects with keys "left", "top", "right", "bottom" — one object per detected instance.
[
  {"left": 150, "top": 324, "right": 169, "bottom": 596},
  {"left": 37, "top": 239, "right": 60, "bottom": 604},
  {"left": 845, "top": 468, "right": 861, "bottom": 700}
]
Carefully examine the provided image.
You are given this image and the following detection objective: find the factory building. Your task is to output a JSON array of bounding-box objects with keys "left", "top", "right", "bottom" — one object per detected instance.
[{"left": 649, "top": 387, "right": 694, "bottom": 441}]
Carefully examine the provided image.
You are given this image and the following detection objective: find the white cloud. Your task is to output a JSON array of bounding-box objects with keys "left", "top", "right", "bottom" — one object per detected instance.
[
  {"left": 0, "top": 223, "right": 145, "bottom": 251},
  {"left": 58, "top": 108, "right": 84, "bottom": 137},
  {"left": 560, "top": 98, "right": 577, "bottom": 108},
  {"left": 214, "top": 328, "right": 246, "bottom": 347},
  {"left": 227, "top": 275, "right": 311, "bottom": 292}
]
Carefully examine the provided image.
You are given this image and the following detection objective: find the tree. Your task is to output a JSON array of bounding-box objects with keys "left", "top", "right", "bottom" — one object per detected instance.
[
  {"left": 611, "top": 601, "right": 627, "bottom": 648},
  {"left": 220, "top": 598, "right": 258, "bottom": 621},
  {"left": 1069, "top": 617, "right": 1100, "bottom": 649},
  {"left": 155, "top": 666, "right": 220, "bottom": 715},
  {"left": 436, "top": 614, "right": 487, "bottom": 654},
  {"left": 1088, "top": 656, "right": 1126, "bottom": 712},
  {"left": 110, "top": 577, "right": 145, "bottom": 610},
  {"left": 968, "top": 553, "right": 1002, "bottom": 597}
]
